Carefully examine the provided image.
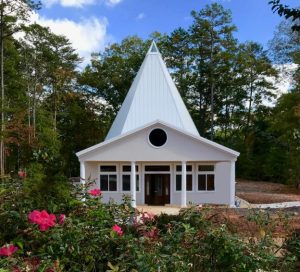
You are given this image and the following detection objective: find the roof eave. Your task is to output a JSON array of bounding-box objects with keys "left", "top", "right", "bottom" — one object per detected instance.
[{"left": 76, "top": 120, "right": 239, "bottom": 160}]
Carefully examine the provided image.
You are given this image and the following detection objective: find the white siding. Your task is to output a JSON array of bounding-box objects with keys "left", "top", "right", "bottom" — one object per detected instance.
[
  {"left": 84, "top": 161, "right": 232, "bottom": 205},
  {"left": 80, "top": 124, "right": 235, "bottom": 162}
]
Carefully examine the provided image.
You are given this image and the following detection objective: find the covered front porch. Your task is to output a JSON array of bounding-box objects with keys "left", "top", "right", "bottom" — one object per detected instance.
[{"left": 79, "top": 161, "right": 235, "bottom": 208}]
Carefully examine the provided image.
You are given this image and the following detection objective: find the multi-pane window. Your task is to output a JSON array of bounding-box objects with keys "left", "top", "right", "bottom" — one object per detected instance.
[
  {"left": 121, "top": 165, "right": 140, "bottom": 192},
  {"left": 175, "top": 165, "right": 193, "bottom": 191},
  {"left": 145, "top": 165, "right": 170, "bottom": 172},
  {"left": 197, "top": 165, "right": 215, "bottom": 191},
  {"left": 99, "top": 165, "right": 117, "bottom": 191}
]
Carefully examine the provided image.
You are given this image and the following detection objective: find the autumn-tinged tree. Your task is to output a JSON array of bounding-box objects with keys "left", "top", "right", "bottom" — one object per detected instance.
[{"left": 0, "top": 0, "right": 40, "bottom": 176}]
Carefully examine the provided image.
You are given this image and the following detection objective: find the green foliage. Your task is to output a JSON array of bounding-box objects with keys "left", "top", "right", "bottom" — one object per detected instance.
[
  {"left": 0, "top": 179, "right": 299, "bottom": 271},
  {"left": 79, "top": 36, "right": 149, "bottom": 114},
  {"left": 0, "top": 1, "right": 299, "bottom": 186},
  {"left": 269, "top": 0, "right": 300, "bottom": 31}
]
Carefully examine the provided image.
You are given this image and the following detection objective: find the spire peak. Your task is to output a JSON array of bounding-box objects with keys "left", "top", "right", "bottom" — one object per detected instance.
[
  {"left": 105, "top": 40, "right": 199, "bottom": 140},
  {"left": 148, "top": 40, "right": 159, "bottom": 54}
]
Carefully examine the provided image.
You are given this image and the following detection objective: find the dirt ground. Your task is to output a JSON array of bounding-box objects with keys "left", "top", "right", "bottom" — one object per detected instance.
[
  {"left": 138, "top": 180, "right": 300, "bottom": 237},
  {"left": 202, "top": 207, "right": 300, "bottom": 236},
  {"left": 236, "top": 179, "right": 300, "bottom": 204}
]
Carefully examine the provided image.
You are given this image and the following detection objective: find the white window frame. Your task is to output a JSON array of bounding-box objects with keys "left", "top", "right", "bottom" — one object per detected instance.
[
  {"left": 175, "top": 164, "right": 193, "bottom": 192},
  {"left": 143, "top": 163, "right": 172, "bottom": 204},
  {"left": 99, "top": 163, "right": 118, "bottom": 192},
  {"left": 147, "top": 127, "right": 168, "bottom": 149},
  {"left": 120, "top": 164, "right": 140, "bottom": 192},
  {"left": 196, "top": 164, "right": 215, "bottom": 192}
]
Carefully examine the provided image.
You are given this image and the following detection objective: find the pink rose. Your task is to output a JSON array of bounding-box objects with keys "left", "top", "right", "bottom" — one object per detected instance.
[
  {"left": 18, "top": 170, "right": 26, "bottom": 179},
  {"left": 141, "top": 212, "right": 155, "bottom": 224},
  {"left": 28, "top": 210, "right": 56, "bottom": 231},
  {"left": 0, "top": 244, "right": 18, "bottom": 257},
  {"left": 88, "top": 188, "right": 102, "bottom": 197},
  {"left": 112, "top": 224, "right": 123, "bottom": 236},
  {"left": 143, "top": 228, "right": 158, "bottom": 239},
  {"left": 58, "top": 214, "right": 66, "bottom": 225}
]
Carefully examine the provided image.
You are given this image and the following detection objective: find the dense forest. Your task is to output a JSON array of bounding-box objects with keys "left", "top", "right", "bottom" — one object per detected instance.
[{"left": 0, "top": 1, "right": 299, "bottom": 186}]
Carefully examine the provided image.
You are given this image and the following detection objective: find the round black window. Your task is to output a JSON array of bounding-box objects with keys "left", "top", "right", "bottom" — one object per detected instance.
[{"left": 149, "top": 128, "right": 167, "bottom": 147}]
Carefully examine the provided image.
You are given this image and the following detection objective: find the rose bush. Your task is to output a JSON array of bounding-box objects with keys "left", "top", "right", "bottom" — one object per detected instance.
[
  {"left": 0, "top": 244, "right": 18, "bottom": 257},
  {"left": 0, "top": 177, "right": 299, "bottom": 271}
]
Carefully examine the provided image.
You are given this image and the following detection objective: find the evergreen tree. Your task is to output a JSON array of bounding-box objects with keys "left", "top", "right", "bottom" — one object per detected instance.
[
  {"left": 188, "top": 3, "right": 237, "bottom": 138},
  {"left": 79, "top": 36, "right": 148, "bottom": 115}
]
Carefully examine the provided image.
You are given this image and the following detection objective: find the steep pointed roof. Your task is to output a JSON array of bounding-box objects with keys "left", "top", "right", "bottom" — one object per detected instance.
[{"left": 105, "top": 41, "right": 199, "bottom": 140}]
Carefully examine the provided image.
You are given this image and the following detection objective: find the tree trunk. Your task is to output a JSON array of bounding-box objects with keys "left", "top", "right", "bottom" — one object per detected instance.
[
  {"left": 247, "top": 80, "right": 253, "bottom": 129},
  {"left": 0, "top": 1, "right": 5, "bottom": 176},
  {"left": 224, "top": 91, "right": 229, "bottom": 140},
  {"left": 209, "top": 26, "right": 214, "bottom": 141},
  {"left": 27, "top": 85, "right": 31, "bottom": 144},
  {"left": 33, "top": 84, "right": 36, "bottom": 138},
  {"left": 210, "top": 81, "right": 214, "bottom": 140},
  {"left": 53, "top": 86, "right": 57, "bottom": 131}
]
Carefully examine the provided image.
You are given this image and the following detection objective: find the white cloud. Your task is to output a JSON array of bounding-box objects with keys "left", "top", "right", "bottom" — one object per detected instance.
[
  {"left": 104, "top": 0, "right": 122, "bottom": 7},
  {"left": 211, "top": 0, "right": 231, "bottom": 2},
  {"left": 262, "top": 63, "right": 298, "bottom": 106},
  {"left": 43, "top": 0, "right": 96, "bottom": 8},
  {"left": 30, "top": 13, "right": 111, "bottom": 65},
  {"left": 274, "top": 63, "right": 298, "bottom": 93},
  {"left": 136, "top": 12, "right": 145, "bottom": 20},
  {"left": 42, "top": 0, "right": 123, "bottom": 8}
]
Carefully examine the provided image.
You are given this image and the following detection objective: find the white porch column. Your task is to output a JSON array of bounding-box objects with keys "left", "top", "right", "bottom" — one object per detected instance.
[
  {"left": 130, "top": 161, "right": 136, "bottom": 208},
  {"left": 230, "top": 160, "right": 236, "bottom": 207},
  {"left": 181, "top": 161, "right": 187, "bottom": 208},
  {"left": 80, "top": 161, "right": 86, "bottom": 185}
]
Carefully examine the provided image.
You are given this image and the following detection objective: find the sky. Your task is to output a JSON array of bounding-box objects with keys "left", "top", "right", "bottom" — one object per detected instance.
[{"left": 32, "top": 0, "right": 299, "bottom": 64}]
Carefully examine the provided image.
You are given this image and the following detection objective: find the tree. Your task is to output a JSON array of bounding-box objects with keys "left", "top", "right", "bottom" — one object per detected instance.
[
  {"left": 57, "top": 92, "right": 110, "bottom": 176},
  {"left": 21, "top": 24, "right": 53, "bottom": 141},
  {"left": 45, "top": 32, "right": 81, "bottom": 131},
  {"left": 0, "top": 0, "right": 40, "bottom": 176},
  {"left": 79, "top": 36, "right": 148, "bottom": 115},
  {"left": 236, "top": 42, "right": 277, "bottom": 129},
  {"left": 270, "top": 92, "right": 300, "bottom": 186},
  {"left": 269, "top": 20, "right": 300, "bottom": 92},
  {"left": 269, "top": 0, "right": 300, "bottom": 31},
  {"left": 188, "top": 3, "right": 237, "bottom": 138}
]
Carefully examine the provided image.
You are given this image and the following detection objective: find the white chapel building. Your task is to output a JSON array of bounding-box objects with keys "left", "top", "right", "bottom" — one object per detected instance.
[{"left": 76, "top": 41, "right": 239, "bottom": 208}]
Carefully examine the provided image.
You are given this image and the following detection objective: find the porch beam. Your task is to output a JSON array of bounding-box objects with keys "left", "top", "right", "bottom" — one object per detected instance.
[
  {"left": 181, "top": 161, "right": 187, "bottom": 208},
  {"left": 131, "top": 161, "right": 136, "bottom": 208}
]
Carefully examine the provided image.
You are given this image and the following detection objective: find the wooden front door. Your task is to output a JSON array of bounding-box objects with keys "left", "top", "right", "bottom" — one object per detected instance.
[{"left": 145, "top": 174, "right": 170, "bottom": 205}]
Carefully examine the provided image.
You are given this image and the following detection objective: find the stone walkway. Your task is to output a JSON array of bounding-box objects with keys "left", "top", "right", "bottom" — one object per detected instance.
[
  {"left": 137, "top": 205, "right": 181, "bottom": 215},
  {"left": 137, "top": 199, "right": 300, "bottom": 215},
  {"left": 253, "top": 201, "right": 300, "bottom": 209},
  {"left": 235, "top": 196, "right": 300, "bottom": 209}
]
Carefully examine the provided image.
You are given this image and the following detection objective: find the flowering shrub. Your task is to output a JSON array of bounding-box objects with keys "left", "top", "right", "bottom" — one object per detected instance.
[
  {"left": 58, "top": 214, "right": 65, "bottom": 225},
  {"left": 88, "top": 188, "right": 102, "bottom": 197},
  {"left": 28, "top": 210, "right": 56, "bottom": 231},
  {"left": 0, "top": 244, "right": 18, "bottom": 257},
  {"left": 142, "top": 227, "right": 158, "bottom": 239},
  {"left": 0, "top": 177, "right": 299, "bottom": 271},
  {"left": 18, "top": 170, "right": 26, "bottom": 179},
  {"left": 112, "top": 224, "right": 123, "bottom": 236},
  {"left": 140, "top": 211, "right": 155, "bottom": 224}
]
